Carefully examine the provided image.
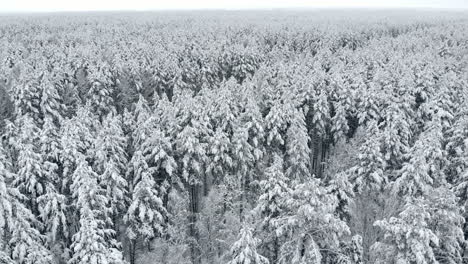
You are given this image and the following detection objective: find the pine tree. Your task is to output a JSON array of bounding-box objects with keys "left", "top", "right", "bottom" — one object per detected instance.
[
  {"left": 254, "top": 154, "right": 291, "bottom": 263},
  {"left": 394, "top": 118, "right": 445, "bottom": 197},
  {"left": 12, "top": 63, "right": 42, "bottom": 122},
  {"left": 131, "top": 95, "right": 151, "bottom": 150},
  {"left": 428, "top": 187, "right": 464, "bottom": 264},
  {"left": 226, "top": 226, "right": 269, "bottom": 264},
  {"left": 69, "top": 155, "right": 124, "bottom": 264},
  {"left": 285, "top": 108, "right": 311, "bottom": 180},
  {"left": 13, "top": 115, "right": 46, "bottom": 214},
  {"left": 231, "top": 94, "right": 265, "bottom": 221},
  {"left": 38, "top": 116, "right": 67, "bottom": 246},
  {"left": 277, "top": 178, "right": 349, "bottom": 263},
  {"left": 311, "top": 89, "right": 330, "bottom": 137},
  {"left": 349, "top": 121, "right": 387, "bottom": 193},
  {"left": 86, "top": 62, "right": 116, "bottom": 118},
  {"left": 95, "top": 113, "right": 128, "bottom": 216},
  {"left": 39, "top": 71, "right": 64, "bottom": 124},
  {"left": 174, "top": 95, "right": 211, "bottom": 264},
  {"left": 0, "top": 145, "right": 53, "bottom": 264},
  {"left": 124, "top": 153, "right": 166, "bottom": 243},
  {"left": 140, "top": 127, "right": 177, "bottom": 187},
  {"left": 374, "top": 198, "right": 439, "bottom": 264},
  {"left": 380, "top": 96, "right": 413, "bottom": 168},
  {"left": 331, "top": 100, "right": 350, "bottom": 142},
  {"left": 264, "top": 98, "right": 293, "bottom": 153},
  {"left": 207, "top": 127, "right": 233, "bottom": 184}
]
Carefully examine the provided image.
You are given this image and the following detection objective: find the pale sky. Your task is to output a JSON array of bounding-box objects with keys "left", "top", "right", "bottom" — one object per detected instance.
[{"left": 1, "top": 0, "right": 468, "bottom": 12}]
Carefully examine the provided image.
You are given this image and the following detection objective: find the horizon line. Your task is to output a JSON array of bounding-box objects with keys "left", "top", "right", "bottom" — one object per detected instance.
[{"left": 1, "top": 6, "right": 468, "bottom": 14}]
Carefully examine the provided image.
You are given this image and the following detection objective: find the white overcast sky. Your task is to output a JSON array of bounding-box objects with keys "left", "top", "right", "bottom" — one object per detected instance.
[{"left": 1, "top": 0, "right": 468, "bottom": 12}]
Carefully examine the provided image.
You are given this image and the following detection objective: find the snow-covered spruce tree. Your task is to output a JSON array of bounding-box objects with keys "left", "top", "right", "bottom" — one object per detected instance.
[
  {"left": 230, "top": 91, "right": 265, "bottom": 222},
  {"left": 39, "top": 71, "right": 65, "bottom": 124},
  {"left": 394, "top": 117, "right": 445, "bottom": 197},
  {"left": 124, "top": 150, "right": 167, "bottom": 264},
  {"left": 59, "top": 104, "right": 99, "bottom": 193},
  {"left": 38, "top": 115, "right": 68, "bottom": 248},
  {"left": 95, "top": 113, "right": 128, "bottom": 217},
  {"left": 349, "top": 121, "right": 387, "bottom": 193},
  {"left": 347, "top": 121, "right": 387, "bottom": 262},
  {"left": 311, "top": 89, "right": 331, "bottom": 137},
  {"left": 226, "top": 226, "right": 269, "bottom": 264},
  {"left": 253, "top": 154, "right": 291, "bottom": 263},
  {"left": 277, "top": 178, "right": 349, "bottom": 264},
  {"left": 427, "top": 187, "right": 464, "bottom": 264},
  {"left": 131, "top": 95, "right": 152, "bottom": 150},
  {"left": 0, "top": 144, "right": 54, "bottom": 264},
  {"left": 69, "top": 154, "right": 125, "bottom": 264},
  {"left": 264, "top": 97, "right": 294, "bottom": 154},
  {"left": 12, "top": 63, "right": 42, "bottom": 122},
  {"left": 380, "top": 95, "right": 414, "bottom": 170},
  {"left": 86, "top": 62, "right": 116, "bottom": 118},
  {"left": 447, "top": 97, "right": 468, "bottom": 228},
  {"left": 174, "top": 94, "right": 211, "bottom": 264},
  {"left": 206, "top": 127, "right": 233, "bottom": 186},
  {"left": 140, "top": 126, "right": 177, "bottom": 190},
  {"left": 13, "top": 115, "right": 46, "bottom": 215},
  {"left": 331, "top": 99, "right": 350, "bottom": 142},
  {"left": 377, "top": 115, "right": 465, "bottom": 264},
  {"left": 285, "top": 108, "right": 311, "bottom": 181},
  {"left": 373, "top": 198, "right": 439, "bottom": 264},
  {"left": 445, "top": 91, "right": 468, "bottom": 180}
]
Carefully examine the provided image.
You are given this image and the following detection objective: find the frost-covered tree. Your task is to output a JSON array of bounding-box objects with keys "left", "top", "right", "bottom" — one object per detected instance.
[
  {"left": 428, "top": 187, "right": 464, "bottom": 264},
  {"left": 12, "top": 64, "right": 42, "bottom": 122},
  {"left": 0, "top": 145, "right": 53, "bottom": 264},
  {"left": 13, "top": 115, "right": 46, "bottom": 214},
  {"left": 226, "top": 226, "right": 269, "bottom": 264},
  {"left": 39, "top": 72, "right": 65, "bottom": 123},
  {"left": 140, "top": 127, "right": 177, "bottom": 188},
  {"left": 349, "top": 121, "right": 387, "bottom": 193},
  {"left": 285, "top": 108, "right": 310, "bottom": 180},
  {"left": 277, "top": 178, "right": 349, "bottom": 264},
  {"left": 254, "top": 154, "right": 291, "bottom": 263},
  {"left": 86, "top": 62, "right": 116, "bottom": 118},
  {"left": 394, "top": 118, "right": 445, "bottom": 197},
  {"left": 174, "top": 95, "right": 211, "bottom": 264},
  {"left": 124, "top": 150, "right": 166, "bottom": 247},
  {"left": 373, "top": 198, "right": 439, "bottom": 264},
  {"left": 231, "top": 94, "right": 265, "bottom": 221},
  {"left": 311, "top": 89, "right": 331, "bottom": 137},
  {"left": 95, "top": 113, "right": 128, "bottom": 216},
  {"left": 264, "top": 98, "right": 294, "bottom": 153},
  {"left": 69, "top": 155, "right": 124, "bottom": 264}
]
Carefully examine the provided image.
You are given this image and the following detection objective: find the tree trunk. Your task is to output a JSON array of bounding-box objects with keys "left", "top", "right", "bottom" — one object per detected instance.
[
  {"left": 188, "top": 184, "right": 201, "bottom": 264},
  {"left": 129, "top": 240, "right": 136, "bottom": 264}
]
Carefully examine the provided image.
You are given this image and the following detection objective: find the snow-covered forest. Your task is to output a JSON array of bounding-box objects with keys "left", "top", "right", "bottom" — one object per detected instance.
[{"left": 0, "top": 10, "right": 468, "bottom": 264}]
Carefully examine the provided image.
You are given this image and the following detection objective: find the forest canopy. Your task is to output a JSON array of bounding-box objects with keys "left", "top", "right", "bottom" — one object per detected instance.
[{"left": 0, "top": 10, "right": 468, "bottom": 264}]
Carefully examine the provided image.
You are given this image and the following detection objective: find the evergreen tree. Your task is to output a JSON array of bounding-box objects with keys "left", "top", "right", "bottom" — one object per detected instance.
[
  {"left": 226, "top": 226, "right": 269, "bottom": 264},
  {"left": 0, "top": 145, "right": 53, "bottom": 264},
  {"left": 254, "top": 154, "right": 291, "bottom": 263},
  {"left": 374, "top": 198, "right": 439, "bottom": 264},
  {"left": 124, "top": 152, "right": 166, "bottom": 243},
  {"left": 69, "top": 155, "right": 124, "bottom": 264},
  {"left": 277, "top": 178, "right": 349, "bottom": 263},
  {"left": 285, "top": 108, "right": 311, "bottom": 180},
  {"left": 39, "top": 72, "right": 65, "bottom": 124},
  {"left": 349, "top": 121, "right": 387, "bottom": 193},
  {"left": 394, "top": 118, "right": 445, "bottom": 197},
  {"left": 13, "top": 115, "right": 46, "bottom": 213},
  {"left": 86, "top": 62, "right": 116, "bottom": 118},
  {"left": 95, "top": 113, "right": 128, "bottom": 216}
]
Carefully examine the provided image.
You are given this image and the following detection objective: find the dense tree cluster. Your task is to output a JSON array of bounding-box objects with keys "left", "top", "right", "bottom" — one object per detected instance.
[{"left": 0, "top": 10, "right": 468, "bottom": 264}]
